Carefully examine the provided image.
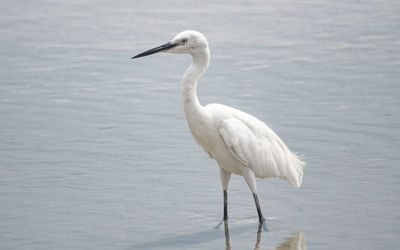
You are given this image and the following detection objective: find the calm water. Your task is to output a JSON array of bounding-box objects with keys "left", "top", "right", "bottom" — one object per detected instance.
[{"left": 1, "top": 0, "right": 399, "bottom": 249}]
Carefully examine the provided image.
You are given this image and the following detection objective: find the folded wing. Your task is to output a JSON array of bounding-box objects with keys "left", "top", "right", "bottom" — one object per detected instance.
[{"left": 219, "top": 115, "right": 304, "bottom": 188}]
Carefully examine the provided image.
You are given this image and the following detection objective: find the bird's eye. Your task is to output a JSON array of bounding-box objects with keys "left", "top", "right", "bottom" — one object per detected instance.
[{"left": 181, "top": 38, "right": 188, "bottom": 44}]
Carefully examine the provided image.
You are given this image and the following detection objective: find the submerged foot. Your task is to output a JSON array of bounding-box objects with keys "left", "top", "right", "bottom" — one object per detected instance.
[
  {"left": 214, "top": 217, "right": 229, "bottom": 230},
  {"left": 259, "top": 217, "right": 268, "bottom": 232}
]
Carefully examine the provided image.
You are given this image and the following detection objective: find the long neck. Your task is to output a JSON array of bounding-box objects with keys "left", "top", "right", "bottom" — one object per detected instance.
[{"left": 182, "top": 48, "right": 210, "bottom": 118}]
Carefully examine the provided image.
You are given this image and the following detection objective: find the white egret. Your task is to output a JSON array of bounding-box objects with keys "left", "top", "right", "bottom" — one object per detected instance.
[{"left": 132, "top": 30, "right": 305, "bottom": 227}]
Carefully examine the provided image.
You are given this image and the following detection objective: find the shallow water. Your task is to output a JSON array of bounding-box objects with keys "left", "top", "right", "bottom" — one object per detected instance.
[{"left": 1, "top": 0, "right": 399, "bottom": 249}]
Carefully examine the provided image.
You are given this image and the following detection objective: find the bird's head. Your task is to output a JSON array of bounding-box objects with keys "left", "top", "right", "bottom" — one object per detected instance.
[{"left": 132, "top": 30, "right": 208, "bottom": 59}]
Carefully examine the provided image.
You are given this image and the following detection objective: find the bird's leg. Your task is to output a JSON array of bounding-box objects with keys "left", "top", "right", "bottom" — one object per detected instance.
[
  {"left": 214, "top": 190, "right": 229, "bottom": 230},
  {"left": 220, "top": 168, "right": 231, "bottom": 221},
  {"left": 216, "top": 191, "right": 228, "bottom": 229},
  {"left": 224, "top": 190, "right": 228, "bottom": 220},
  {"left": 243, "top": 168, "right": 268, "bottom": 231},
  {"left": 215, "top": 168, "right": 231, "bottom": 230},
  {"left": 254, "top": 193, "right": 268, "bottom": 231},
  {"left": 253, "top": 193, "right": 265, "bottom": 223},
  {"left": 253, "top": 193, "right": 268, "bottom": 231}
]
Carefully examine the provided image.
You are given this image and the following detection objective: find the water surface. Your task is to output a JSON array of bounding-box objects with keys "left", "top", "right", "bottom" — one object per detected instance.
[{"left": 1, "top": 0, "right": 399, "bottom": 249}]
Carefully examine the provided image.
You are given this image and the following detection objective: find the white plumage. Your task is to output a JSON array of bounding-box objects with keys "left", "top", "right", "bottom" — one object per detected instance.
[
  {"left": 215, "top": 104, "right": 304, "bottom": 188},
  {"left": 132, "top": 30, "right": 305, "bottom": 226}
]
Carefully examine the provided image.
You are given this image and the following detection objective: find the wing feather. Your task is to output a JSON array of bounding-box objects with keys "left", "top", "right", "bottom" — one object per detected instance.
[
  {"left": 218, "top": 113, "right": 304, "bottom": 188},
  {"left": 219, "top": 119, "right": 250, "bottom": 167}
]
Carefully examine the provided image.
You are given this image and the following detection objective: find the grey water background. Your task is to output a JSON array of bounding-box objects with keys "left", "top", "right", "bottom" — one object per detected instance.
[{"left": 1, "top": 0, "right": 399, "bottom": 249}]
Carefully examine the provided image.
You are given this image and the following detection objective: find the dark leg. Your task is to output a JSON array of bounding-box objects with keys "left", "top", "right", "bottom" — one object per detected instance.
[
  {"left": 243, "top": 169, "right": 268, "bottom": 231},
  {"left": 219, "top": 168, "right": 231, "bottom": 221},
  {"left": 215, "top": 189, "right": 229, "bottom": 229},
  {"left": 253, "top": 193, "right": 265, "bottom": 224},
  {"left": 223, "top": 190, "right": 228, "bottom": 220}
]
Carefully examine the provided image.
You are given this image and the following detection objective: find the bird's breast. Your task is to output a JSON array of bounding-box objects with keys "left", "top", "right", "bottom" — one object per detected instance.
[{"left": 189, "top": 123, "right": 218, "bottom": 151}]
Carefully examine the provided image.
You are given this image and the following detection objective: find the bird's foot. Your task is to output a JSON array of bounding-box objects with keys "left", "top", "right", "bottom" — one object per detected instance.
[
  {"left": 259, "top": 217, "right": 268, "bottom": 232},
  {"left": 214, "top": 217, "right": 228, "bottom": 230}
]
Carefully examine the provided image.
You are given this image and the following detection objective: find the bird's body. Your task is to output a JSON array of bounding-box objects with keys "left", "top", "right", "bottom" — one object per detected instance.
[
  {"left": 132, "top": 30, "right": 305, "bottom": 226},
  {"left": 191, "top": 103, "right": 304, "bottom": 187}
]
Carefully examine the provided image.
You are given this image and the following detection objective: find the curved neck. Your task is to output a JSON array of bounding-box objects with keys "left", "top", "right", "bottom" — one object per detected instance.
[{"left": 182, "top": 48, "right": 210, "bottom": 115}]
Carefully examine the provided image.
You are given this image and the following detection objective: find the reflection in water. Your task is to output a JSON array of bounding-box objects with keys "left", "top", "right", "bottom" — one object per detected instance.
[
  {"left": 224, "top": 221, "right": 231, "bottom": 250},
  {"left": 127, "top": 220, "right": 305, "bottom": 250},
  {"left": 275, "top": 231, "right": 306, "bottom": 250},
  {"left": 223, "top": 221, "right": 306, "bottom": 250},
  {"left": 126, "top": 222, "right": 254, "bottom": 250},
  {"left": 254, "top": 223, "right": 262, "bottom": 250}
]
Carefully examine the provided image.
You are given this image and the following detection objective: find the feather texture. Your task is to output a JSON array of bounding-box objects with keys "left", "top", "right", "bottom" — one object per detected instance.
[{"left": 208, "top": 104, "right": 305, "bottom": 188}]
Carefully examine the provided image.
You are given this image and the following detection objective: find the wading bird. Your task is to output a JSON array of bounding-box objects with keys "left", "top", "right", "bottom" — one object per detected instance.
[{"left": 132, "top": 30, "right": 305, "bottom": 227}]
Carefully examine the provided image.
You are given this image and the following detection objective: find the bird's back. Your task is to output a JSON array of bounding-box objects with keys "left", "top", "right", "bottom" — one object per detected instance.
[{"left": 205, "top": 103, "right": 305, "bottom": 188}]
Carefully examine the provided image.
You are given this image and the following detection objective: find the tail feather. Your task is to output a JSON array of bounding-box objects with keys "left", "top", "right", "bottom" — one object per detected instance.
[{"left": 287, "top": 154, "right": 305, "bottom": 188}]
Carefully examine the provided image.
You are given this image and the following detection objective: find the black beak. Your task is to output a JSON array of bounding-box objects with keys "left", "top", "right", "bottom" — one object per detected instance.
[{"left": 132, "top": 42, "right": 178, "bottom": 59}]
